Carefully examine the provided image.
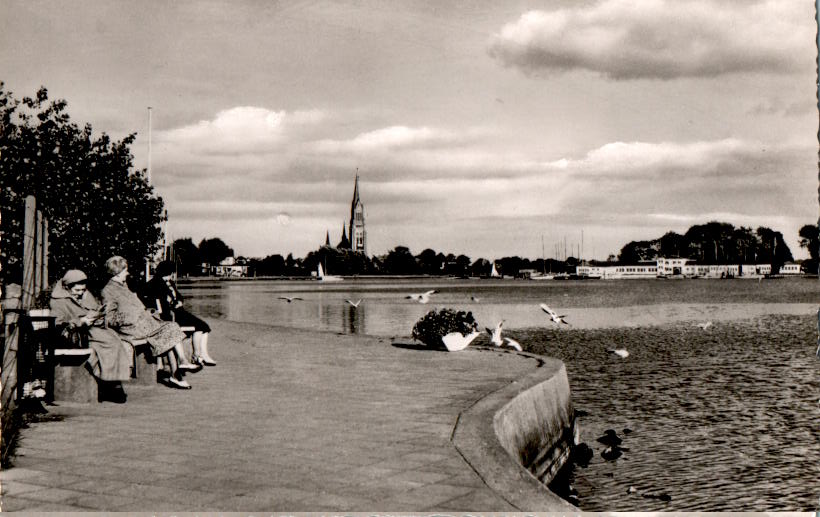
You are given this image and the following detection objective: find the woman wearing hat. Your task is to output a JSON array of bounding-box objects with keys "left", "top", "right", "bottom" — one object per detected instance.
[
  {"left": 50, "top": 269, "right": 132, "bottom": 402},
  {"left": 145, "top": 260, "right": 216, "bottom": 366},
  {"left": 101, "top": 256, "right": 199, "bottom": 389}
]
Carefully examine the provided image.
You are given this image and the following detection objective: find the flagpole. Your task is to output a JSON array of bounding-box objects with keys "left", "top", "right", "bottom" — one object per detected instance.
[{"left": 145, "top": 106, "right": 153, "bottom": 280}]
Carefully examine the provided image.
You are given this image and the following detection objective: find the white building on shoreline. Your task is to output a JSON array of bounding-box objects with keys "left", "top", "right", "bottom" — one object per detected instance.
[{"left": 577, "top": 258, "right": 774, "bottom": 279}]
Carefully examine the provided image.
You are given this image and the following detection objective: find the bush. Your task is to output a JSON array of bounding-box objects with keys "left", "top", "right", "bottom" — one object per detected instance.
[{"left": 412, "top": 308, "right": 478, "bottom": 349}]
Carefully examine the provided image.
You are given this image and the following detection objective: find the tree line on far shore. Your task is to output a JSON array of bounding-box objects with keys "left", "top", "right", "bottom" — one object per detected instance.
[{"left": 169, "top": 218, "right": 817, "bottom": 279}]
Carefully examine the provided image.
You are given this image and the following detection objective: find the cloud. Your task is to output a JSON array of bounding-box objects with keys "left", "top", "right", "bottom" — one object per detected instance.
[
  {"left": 157, "top": 106, "right": 326, "bottom": 155},
  {"left": 488, "top": 0, "right": 812, "bottom": 80},
  {"left": 151, "top": 106, "right": 814, "bottom": 259}
]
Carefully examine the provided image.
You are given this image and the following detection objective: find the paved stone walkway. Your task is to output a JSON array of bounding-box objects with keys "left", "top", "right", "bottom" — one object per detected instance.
[{"left": 1, "top": 320, "right": 548, "bottom": 511}]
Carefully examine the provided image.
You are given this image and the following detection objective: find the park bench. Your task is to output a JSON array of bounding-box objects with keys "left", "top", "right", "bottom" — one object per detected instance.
[{"left": 24, "top": 313, "right": 196, "bottom": 403}]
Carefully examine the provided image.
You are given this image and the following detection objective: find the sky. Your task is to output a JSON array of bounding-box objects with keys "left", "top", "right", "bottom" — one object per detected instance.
[{"left": 2, "top": 0, "right": 816, "bottom": 261}]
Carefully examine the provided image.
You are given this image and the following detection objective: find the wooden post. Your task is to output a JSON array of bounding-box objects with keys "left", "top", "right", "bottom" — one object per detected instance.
[
  {"left": 40, "top": 217, "right": 49, "bottom": 289},
  {"left": 35, "top": 209, "right": 44, "bottom": 295},
  {"left": 21, "top": 195, "right": 36, "bottom": 311}
]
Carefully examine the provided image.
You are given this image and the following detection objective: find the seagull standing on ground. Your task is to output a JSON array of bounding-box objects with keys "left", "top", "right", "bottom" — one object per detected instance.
[
  {"left": 485, "top": 320, "right": 505, "bottom": 346},
  {"left": 406, "top": 290, "right": 438, "bottom": 304},
  {"left": 441, "top": 330, "right": 481, "bottom": 352},
  {"left": 278, "top": 296, "right": 303, "bottom": 303},
  {"left": 345, "top": 299, "right": 362, "bottom": 307},
  {"left": 540, "top": 303, "right": 570, "bottom": 325},
  {"left": 695, "top": 321, "right": 713, "bottom": 330}
]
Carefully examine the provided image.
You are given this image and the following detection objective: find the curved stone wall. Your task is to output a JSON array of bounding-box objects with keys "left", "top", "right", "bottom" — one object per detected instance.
[{"left": 452, "top": 353, "right": 578, "bottom": 511}]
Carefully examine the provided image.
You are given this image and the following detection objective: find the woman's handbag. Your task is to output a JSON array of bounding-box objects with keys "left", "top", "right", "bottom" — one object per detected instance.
[{"left": 61, "top": 325, "right": 90, "bottom": 348}]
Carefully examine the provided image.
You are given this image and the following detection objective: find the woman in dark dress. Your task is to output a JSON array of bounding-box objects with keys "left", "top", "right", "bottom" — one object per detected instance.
[{"left": 145, "top": 261, "right": 216, "bottom": 366}]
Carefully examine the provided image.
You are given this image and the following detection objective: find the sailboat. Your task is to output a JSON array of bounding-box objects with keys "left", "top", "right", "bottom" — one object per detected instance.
[
  {"left": 530, "top": 235, "right": 554, "bottom": 280},
  {"left": 490, "top": 263, "right": 501, "bottom": 278},
  {"left": 317, "top": 262, "right": 342, "bottom": 282}
]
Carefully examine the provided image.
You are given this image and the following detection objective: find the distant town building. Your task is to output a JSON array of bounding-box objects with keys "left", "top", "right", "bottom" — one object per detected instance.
[
  {"left": 349, "top": 174, "right": 367, "bottom": 255},
  {"left": 210, "top": 256, "right": 249, "bottom": 277},
  {"left": 780, "top": 263, "right": 801, "bottom": 275},
  {"left": 577, "top": 258, "right": 773, "bottom": 279},
  {"left": 323, "top": 174, "right": 368, "bottom": 255}
]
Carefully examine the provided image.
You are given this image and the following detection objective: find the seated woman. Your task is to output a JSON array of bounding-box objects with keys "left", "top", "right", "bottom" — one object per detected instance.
[
  {"left": 101, "top": 256, "right": 199, "bottom": 389},
  {"left": 145, "top": 260, "right": 216, "bottom": 366},
  {"left": 50, "top": 269, "right": 132, "bottom": 402}
]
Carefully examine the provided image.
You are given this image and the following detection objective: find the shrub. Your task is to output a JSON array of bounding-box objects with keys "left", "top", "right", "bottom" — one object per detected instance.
[{"left": 412, "top": 308, "right": 478, "bottom": 349}]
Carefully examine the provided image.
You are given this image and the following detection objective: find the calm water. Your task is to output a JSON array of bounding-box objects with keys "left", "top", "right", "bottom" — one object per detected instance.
[{"left": 181, "top": 277, "right": 820, "bottom": 511}]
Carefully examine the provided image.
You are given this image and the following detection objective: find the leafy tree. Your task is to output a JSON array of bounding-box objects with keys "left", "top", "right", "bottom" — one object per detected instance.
[
  {"left": 198, "top": 237, "right": 233, "bottom": 266},
  {"left": 384, "top": 246, "right": 418, "bottom": 275},
  {"left": 755, "top": 226, "right": 793, "bottom": 273},
  {"left": 470, "top": 258, "right": 490, "bottom": 277},
  {"left": 658, "top": 232, "right": 687, "bottom": 258},
  {"left": 171, "top": 237, "right": 202, "bottom": 277},
  {"left": 798, "top": 224, "right": 819, "bottom": 274},
  {"left": 618, "top": 240, "right": 656, "bottom": 263},
  {"left": 416, "top": 248, "right": 442, "bottom": 275},
  {"left": 0, "top": 84, "right": 164, "bottom": 285}
]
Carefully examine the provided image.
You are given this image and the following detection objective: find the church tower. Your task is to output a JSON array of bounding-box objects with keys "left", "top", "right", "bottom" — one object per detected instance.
[{"left": 349, "top": 174, "right": 367, "bottom": 255}]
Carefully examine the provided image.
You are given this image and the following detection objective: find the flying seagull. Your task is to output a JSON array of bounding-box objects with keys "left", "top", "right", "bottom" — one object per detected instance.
[
  {"left": 608, "top": 348, "right": 629, "bottom": 359},
  {"left": 278, "top": 296, "right": 303, "bottom": 303},
  {"left": 345, "top": 299, "right": 363, "bottom": 307},
  {"left": 406, "top": 290, "right": 438, "bottom": 304},
  {"left": 441, "top": 330, "right": 481, "bottom": 352},
  {"left": 540, "top": 303, "right": 569, "bottom": 325},
  {"left": 485, "top": 320, "right": 505, "bottom": 347}
]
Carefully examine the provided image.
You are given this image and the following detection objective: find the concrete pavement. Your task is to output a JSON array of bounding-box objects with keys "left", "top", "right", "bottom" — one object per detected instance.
[{"left": 1, "top": 319, "right": 561, "bottom": 511}]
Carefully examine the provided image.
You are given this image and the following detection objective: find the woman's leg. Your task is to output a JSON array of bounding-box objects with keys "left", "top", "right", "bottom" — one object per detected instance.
[
  {"left": 192, "top": 331, "right": 203, "bottom": 359},
  {"left": 162, "top": 348, "right": 191, "bottom": 389},
  {"left": 199, "top": 332, "right": 216, "bottom": 365},
  {"left": 174, "top": 341, "right": 199, "bottom": 369}
]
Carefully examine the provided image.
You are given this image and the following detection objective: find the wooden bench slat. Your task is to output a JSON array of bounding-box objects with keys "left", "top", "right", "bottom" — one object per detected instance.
[{"left": 53, "top": 349, "right": 93, "bottom": 356}]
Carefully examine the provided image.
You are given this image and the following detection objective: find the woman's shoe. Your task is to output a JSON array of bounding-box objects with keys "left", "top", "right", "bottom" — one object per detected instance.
[
  {"left": 166, "top": 375, "right": 191, "bottom": 389},
  {"left": 192, "top": 355, "right": 216, "bottom": 367},
  {"left": 177, "top": 361, "right": 202, "bottom": 372}
]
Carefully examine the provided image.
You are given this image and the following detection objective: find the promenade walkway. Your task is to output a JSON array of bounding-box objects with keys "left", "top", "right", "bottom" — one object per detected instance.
[{"left": 1, "top": 319, "right": 553, "bottom": 511}]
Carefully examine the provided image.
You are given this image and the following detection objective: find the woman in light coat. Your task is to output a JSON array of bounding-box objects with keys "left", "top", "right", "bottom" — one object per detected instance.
[
  {"left": 50, "top": 269, "right": 132, "bottom": 402},
  {"left": 101, "top": 256, "right": 198, "bottom": 389}
]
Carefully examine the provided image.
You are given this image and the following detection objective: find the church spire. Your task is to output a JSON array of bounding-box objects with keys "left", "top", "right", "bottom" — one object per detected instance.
[
  {"left": 351, "top": 172, "right": 361, "bottom": 209},
  {"left": 325, "top": 230, "right": 330, "bottom": 247}
]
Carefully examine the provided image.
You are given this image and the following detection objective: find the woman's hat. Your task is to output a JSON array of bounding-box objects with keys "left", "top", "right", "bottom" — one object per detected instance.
[{"left": 62, "top": 269, "right": 87, "bottom": 286}]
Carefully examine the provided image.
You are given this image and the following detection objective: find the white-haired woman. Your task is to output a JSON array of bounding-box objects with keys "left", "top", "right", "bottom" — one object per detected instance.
[
  {"left": 101, "top": 256, "right": 198, "bottom": 389},
  {"left": 50, "top": 269, "right": 132, "bottom": 402}
]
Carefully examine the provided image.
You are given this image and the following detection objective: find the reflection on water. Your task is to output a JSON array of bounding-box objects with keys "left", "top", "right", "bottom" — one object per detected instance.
[{"left": 181, "top": 278, "right": 817, "bottom": 337}]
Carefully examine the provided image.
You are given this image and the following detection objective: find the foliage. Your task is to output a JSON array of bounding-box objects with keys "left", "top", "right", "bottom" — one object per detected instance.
[
  {"left": 198, "top": 237, "right": 234, "bottom": 266},
  {"left": 798, "top": 224, "right": 819, "bottom": 274},
  {"left": 618, "top": 221, "right": 794, "bottom": 269},
  {"left": 0, "top": 405, "right": 22, "bottom": 469},
  {"left": 170, "top": 238, "right": 202, "bottom": 277},
  {"left": 411, "top": 308, "right": 478, "bottom": 349},
  {"left": 383, "top": 246, "right": 419, "bottom": 275},
  {"left": 0, "top": 84, "right": 164, "bottom": 285}
]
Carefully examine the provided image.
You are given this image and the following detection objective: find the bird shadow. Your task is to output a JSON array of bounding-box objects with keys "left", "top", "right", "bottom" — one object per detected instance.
[{"left": 391, "top": 341, "right": 445, "bottom": 352}]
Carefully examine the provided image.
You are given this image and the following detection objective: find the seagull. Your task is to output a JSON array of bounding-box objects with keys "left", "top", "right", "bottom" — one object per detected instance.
[
  {"left": 608, "top": 348, "right": 629, "bottom": 359},
  {"left": 504, "top": 337, "right": 522, "bottom": 351},
  {"left": 441, "top": 330, "right": 481, "bottom": 352},
  {"left": 485, "top": 320, "right": 505, "bottom": 346},
  {"left": 470, "top": 296, "right": 481, "bottom": 302},
  {"left": 345, "top": 299, "right": 363, "bottom": 307},
  {"left": 406, "top": 290, "right": 438, "bottom": 304},
  {"left": 695, "top": 321, "right": 713, "bottom": 330},
  {"left": 278, "top": 296, "right": 303, "bottom": 303},
  {"left": 540, "top": 303, "right": 569, "bottom": 325}
]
